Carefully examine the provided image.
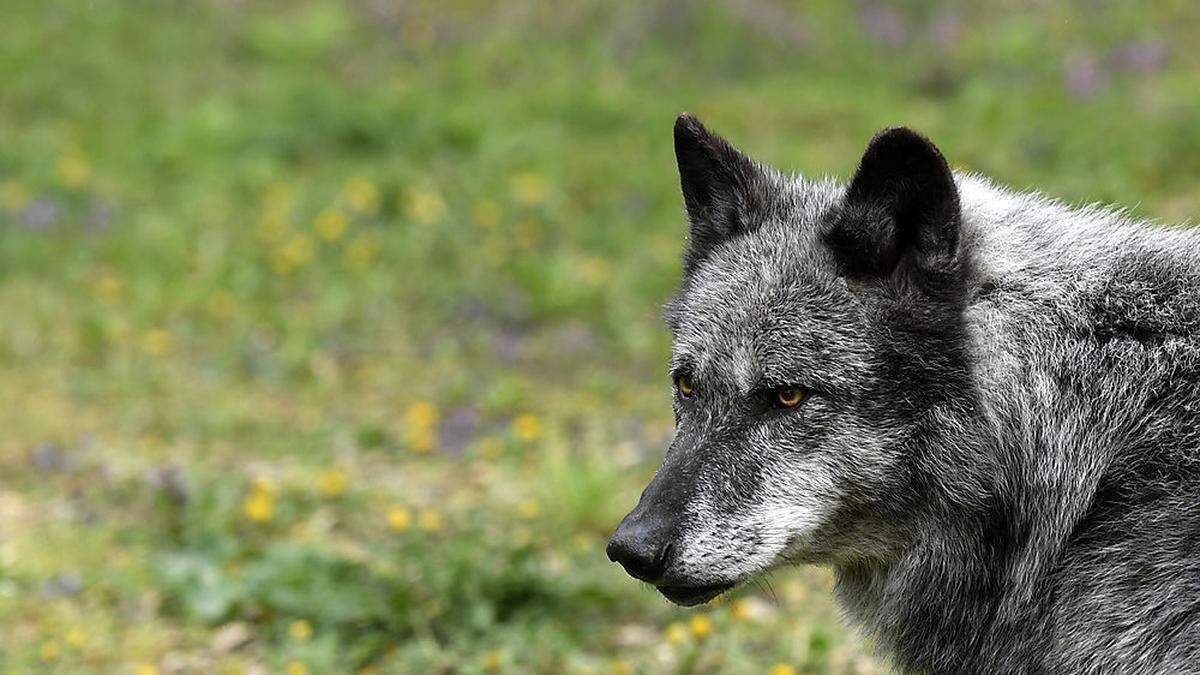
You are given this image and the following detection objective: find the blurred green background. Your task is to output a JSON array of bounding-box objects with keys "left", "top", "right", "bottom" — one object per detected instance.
[{"left": 2, "top": 1, "right": 1199, "bottom": 673}]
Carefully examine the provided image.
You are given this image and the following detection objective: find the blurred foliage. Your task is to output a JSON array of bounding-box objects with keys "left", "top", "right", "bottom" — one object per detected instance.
[{"left": 1, "top": 0, "right": 1199, "bottom": 672}]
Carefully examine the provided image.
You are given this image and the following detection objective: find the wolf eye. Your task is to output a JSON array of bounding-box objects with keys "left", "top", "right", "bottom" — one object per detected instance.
[
  {"left": 775, "top": 387, "right": 806, "bottom": 408},
  {"left": 675, "top": 374, "right": 695, "bottom": 398}
]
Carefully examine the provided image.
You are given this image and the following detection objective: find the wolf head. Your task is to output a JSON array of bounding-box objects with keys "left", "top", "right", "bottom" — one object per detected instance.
[{"left": 607, "top": 115, "right": 980, "bottom": 606}]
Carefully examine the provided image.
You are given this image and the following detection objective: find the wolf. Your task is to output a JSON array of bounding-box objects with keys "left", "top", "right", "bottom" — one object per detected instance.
[{"left": 606, "top": 114, "right": 1200, "bottom": 673}]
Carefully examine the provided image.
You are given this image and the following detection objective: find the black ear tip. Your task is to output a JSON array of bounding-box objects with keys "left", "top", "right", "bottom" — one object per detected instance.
[
  {"left": 872, "top": 126, "right": 926, "bottom": 142},
  {"left": 865, "top": 126, "right": 947, "bottom": 163},
  {"left": 674, "top": 113, "right": 709, "bottom": 144}
]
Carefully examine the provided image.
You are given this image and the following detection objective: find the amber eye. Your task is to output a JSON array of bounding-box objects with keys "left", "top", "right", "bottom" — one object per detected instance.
[
  {"left": 676, "top": 375, "right": 695, "bottom": 398},
  {"left": 776, "top": 387, "right": 806, "bottom": 408}
]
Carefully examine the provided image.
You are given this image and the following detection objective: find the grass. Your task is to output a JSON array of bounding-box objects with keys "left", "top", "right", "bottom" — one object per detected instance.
[{"left": 1, "top": 0, "right": 1199, "bottom": 672}]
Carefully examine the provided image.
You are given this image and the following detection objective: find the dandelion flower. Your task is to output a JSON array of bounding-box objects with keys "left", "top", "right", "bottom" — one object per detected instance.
[
  {"left": 517, "top": 498, "right": 541, "bottom": 520},
  {"left": 92, "top": 272, "right": 124, "bottom": 304},
  {"left": 609, "top": 659, "right": 634, "bottom": 675},
  {"left": 289, "top": 619, "right": 313, "bottom": 642},
  {"left": 513, "top": 218, "right": 540, "bottom": 249},
  {"left": 482, "top": 650, "right": 503, "bottom": 672},
  {"left": 417, "top": 509, "right": 444, "bottom": 532},
  {"left": 256, "top": 212, "right": 290, "bottom": 243},
  {"left": 135, "top": 664, "right": 161, "bottom": 675},
  {"left": 477, "top": 437, "right": 503, "bottom": 460},
  {"left": 0, "top": 180, "right": 31, "bottom": 212},
  {"left": 243, "top": 490, "right": 275, "bottom": 523},
  {"left": 206, "top": 291, "right": 238, "bottom": 320},
  {"left": 729, "top": 598, "right": 754, "bottom": 622},
  {"left": 405, "top": 188, "right": 446, "bottom": 225},
  {"left": 510, "top": 172, "right": 551, "bottom": 205},
  {"left": 387, "top": 506, "right": 412, "bottom": 532},
  {"left": 251, "top": 477, "right": 277, "bottom": 494},
  {"left": 472, "top": 199, "right": 501, "bottom": 229},
  {"left": 65, "top": 628, "right": 86, "bottom": 648},
  {"left": 271, "top": 233, "right": 315, "bottom": 275},
  {"left": 286, "top": 661, "right": 309, "bottom": 675},
  {"left": 140, "top": 328, "right": 176, "bottom": 357},
  {"left": 664, "top": 622, "right": 688, "bottom": 645},
  {"left": 342, "top": 177, "right": 380, "bottom": 215},
  {"left": 318, "top": 468, "right": 348, "bottom": 497},
  {"left": 343, "top": 234, "right": 380, "bottom": 272},
  {"left": 511, "top": 414, "right": 542, "bottom": 442},
  {"left": 689, "top": 614, "right": 713, "bottom": 640},
  {"left": 769, "top": 664, "right": 797, "bottom": 675},
  {"left": 56, "top": 154, "right": 92, "bottom": 189},
  {"left": 315, "top": 208, "right": 349, "bottom": 242},
  {"left": 404, "top": 402, "right": 439, "bottom": 453}
]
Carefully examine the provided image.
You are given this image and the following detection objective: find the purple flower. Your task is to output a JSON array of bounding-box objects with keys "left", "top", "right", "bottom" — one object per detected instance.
[
  {"left": 1063, "top": 51, "right": 1107, "bottom": 100},
  {"left": 1109, "top": 40, "right": 1168, "bottom": 76},
  {"left": 860, "top": 3, "right": 909, "bottom": 48},
  {"left": 20, "top": 197, "right": 61, "bottom": 232}
]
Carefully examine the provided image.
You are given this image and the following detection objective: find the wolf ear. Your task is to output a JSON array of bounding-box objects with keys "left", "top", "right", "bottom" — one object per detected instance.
[
  {"left": 824, "top": 127, "right": 961, "bottom": 283},
  {"left": 674, "top": 113, "right": 765, "bottom": 272}
]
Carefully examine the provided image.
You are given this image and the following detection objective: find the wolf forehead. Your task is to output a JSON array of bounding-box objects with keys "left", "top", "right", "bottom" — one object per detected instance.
[{"left": 662, "top": 200, "right": 872, "bottom": 396}]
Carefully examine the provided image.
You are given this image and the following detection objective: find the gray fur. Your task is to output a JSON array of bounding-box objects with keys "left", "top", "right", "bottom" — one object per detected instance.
[{"left": 609, "top": 117, "right": 1200, "bottom": 673}]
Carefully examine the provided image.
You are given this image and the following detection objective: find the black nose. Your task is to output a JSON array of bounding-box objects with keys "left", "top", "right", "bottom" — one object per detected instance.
[{"left": 606, "top": 515, "right": 672, "bottom": 583}]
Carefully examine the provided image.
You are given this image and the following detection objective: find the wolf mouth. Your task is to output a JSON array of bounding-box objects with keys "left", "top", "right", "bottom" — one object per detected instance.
[{"left": 656, "top": 582, "right": 735, "bottom": 606}]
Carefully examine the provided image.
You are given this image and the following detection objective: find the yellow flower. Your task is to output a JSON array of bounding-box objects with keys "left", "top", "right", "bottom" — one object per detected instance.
[
  {"left": 517, "top": 498, "right": 541, "bottom": 520},
  {"left": 262, "top": 182, "right": 295, "bottom": 217},
  {"left": 251, "top": 477, "right": 278, "bottom": 494},
  {"left": 343, "top": 233, "right": 380, "bottom": 273},
  {"left": 318, "top": 468, "right": 348, "bottom": 497},
  {"left": 289, "top": 619, "right": 313, "bottom": 642},
  {"left": 286, "top": 662, "right": 308, "bottom": 675},
  {"left": 477, "top": 437, "right": 503, "bottom": 460},
  {"left": 482, "top": 650, "right": 503, "bottom": 672},
  {"left": 417, "top": 509, "right": 444, "bottom": 532},
  {"left": 65, "top": 628, "right": 87, "bottom": 648},
  {"left": 405, "top": 402, "right": 439, "bottom": 453},
  {"left": 472, "top": 199, "right": 501, "bottom": 229},
  {"left": 510, "top": 172, "right": 551, "bottom": 206},
  {"left": 729, "top": 598, "right": 753, "bottom": 622},
  {"left": 135, "top": 665, "right": 161, "bottom": 675},
  {"left": 576, "top": 255, "right": 612, "bottom": 286},
  {"left": 405, "top": 188, "right": 446, "bottom": 225},
  {"left": 572, "top": 533, "right": 592, "bottom": 554},
  {"left": 56, "top": 153, "right": 92, "bottom": 189},
  {"left": 206, "top": 291, "right": 238, "bottom": 320},
  {"left": 406, "top": 401, "right": 438, "bottom": 428},
  {"left": 271, "top": 233, "right": 315, "bottom": 274},
  {"left": 140, "top": 328, "right": 176, "bottom": 357},
  {"left": 315, "top": 208, "right": 348, "bottom": 242},
  {"left": 689, "top": 614, "right": 713, "bottom": 640},
  {"left": 256, "top": 212, "right": 290, "bottom": 243},
  {"left": 511, "top": 414, "right": 542, "bottom": 442},
  {"left": 40, "top": 641, "right": 61, "bottom": 661},
  {"left": 387, "top": 506, "right": 412, "bottom": 532},
  {"left": 513, "top": 218, "right": 540, "bottom": 249},
  {"left": 92, "top": 272, "right": 124, "bottom": 304},
  {"left": 769, "top": 665, "right": 797, "bottom": 675},
  {"left": 0, "top": 180, "right": 31, "bottom": 212},
  {"left": 664, "top": 622, "right": 688, "bottom": 646},
  {"left": 342, "top": 176, "right": 380, "bottom": 215},
  {"left": 609, "top": 659, "right": 634, "bottom": 675},
  {"left": 243, "top": 490, "right": 275, "bottom": 523}
]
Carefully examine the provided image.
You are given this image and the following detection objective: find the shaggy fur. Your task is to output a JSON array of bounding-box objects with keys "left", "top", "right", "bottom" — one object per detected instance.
[{"left": 607, "top": 114, "right": 1200, "bottom": 672}]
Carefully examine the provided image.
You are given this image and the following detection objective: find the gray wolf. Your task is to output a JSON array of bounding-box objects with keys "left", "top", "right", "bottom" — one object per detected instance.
[{"left": 607, "top": 114, "right": 1200, "bottom": 672}]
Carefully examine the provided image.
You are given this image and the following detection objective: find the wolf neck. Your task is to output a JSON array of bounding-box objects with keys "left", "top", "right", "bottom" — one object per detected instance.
[{"left": 838, "top": 176, "right": 1200, "bottom": 672}]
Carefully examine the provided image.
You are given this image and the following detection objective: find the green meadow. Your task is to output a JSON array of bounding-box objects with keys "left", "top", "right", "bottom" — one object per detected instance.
[{"left": 1, "top": 1, "right": 1198, "bottom": 672}]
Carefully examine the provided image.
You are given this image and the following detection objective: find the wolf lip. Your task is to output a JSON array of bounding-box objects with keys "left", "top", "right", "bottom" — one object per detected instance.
[{"left": 656, "top": 582, "right": 734, "bottom": 606}]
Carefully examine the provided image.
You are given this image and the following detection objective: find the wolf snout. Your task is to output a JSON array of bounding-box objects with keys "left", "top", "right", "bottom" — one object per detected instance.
[{"left": 606, "top": 511, "right": 674, "bottom": 584}]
